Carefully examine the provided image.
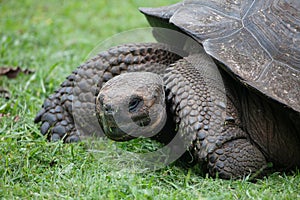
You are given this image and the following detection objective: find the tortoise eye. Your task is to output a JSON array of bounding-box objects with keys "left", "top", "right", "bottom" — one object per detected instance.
[{"left": 128, "top": 95, "right": 143, "bottom": 113}]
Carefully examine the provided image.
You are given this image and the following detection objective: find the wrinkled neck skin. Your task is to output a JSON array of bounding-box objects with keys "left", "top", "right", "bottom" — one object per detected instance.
[{"left": 150, "top": 95, "right": 178, "bottom": 144}]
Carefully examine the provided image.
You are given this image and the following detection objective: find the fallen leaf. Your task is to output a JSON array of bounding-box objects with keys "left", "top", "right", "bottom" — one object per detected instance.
[{"left": 0, "top": 66, "right": 34, "bottom": 78}]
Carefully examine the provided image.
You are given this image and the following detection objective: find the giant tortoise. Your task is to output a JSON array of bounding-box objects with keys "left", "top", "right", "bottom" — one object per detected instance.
[{"left": 35, "top": 0, "right": 300, "bottom": 179}]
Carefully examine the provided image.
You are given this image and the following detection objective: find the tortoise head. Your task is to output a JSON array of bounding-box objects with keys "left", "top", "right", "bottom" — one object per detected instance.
[{"left": 96, "top": 72, "right": 167, "bottom": 141}]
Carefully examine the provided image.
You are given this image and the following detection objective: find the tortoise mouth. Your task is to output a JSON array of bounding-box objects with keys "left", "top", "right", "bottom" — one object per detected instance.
[
  {"left": 131, "top": 111, "right": 151, "bottom": 127},
  {"left": 101, "top": 109, "right": 153, "bottom": 141},
  {"left": 98, "top": 103, "right": 166, "bottom": 141},
  {"left": 100, "top": 112, "right": 135, "bottom": 141}
]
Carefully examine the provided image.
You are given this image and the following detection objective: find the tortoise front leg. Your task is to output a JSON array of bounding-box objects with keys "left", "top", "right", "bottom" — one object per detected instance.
[
  {"left": 163, "top": 52, "right": 268, "bottom": 179},
  {"left": 34, "top": 43, "right": 181, "bottom": 142},
  {"left": 207, "top": 130, "right": 267, "bottom": 179}
]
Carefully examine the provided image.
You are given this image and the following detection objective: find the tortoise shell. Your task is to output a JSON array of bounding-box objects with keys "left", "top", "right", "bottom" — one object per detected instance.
[{"left": 140, "top": 0, "right": 300, "bottom": 112}]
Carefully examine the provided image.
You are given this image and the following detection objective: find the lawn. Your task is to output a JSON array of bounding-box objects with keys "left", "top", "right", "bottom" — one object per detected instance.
[{"left": 1, "top": 0, "right": 300, "bottom": 199}]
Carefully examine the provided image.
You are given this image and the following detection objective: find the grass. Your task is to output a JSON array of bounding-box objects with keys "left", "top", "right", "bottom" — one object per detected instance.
[{"left": 1, "top": 0, "right": 300, "bottom": 199}]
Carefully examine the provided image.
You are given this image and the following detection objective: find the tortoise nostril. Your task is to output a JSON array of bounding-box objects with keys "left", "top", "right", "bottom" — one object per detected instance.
[{"left": 103, "top": 104, "right": 114, "bottom": 114}]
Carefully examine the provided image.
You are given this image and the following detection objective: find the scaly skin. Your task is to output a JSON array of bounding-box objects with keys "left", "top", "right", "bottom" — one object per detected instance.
[{"left": 34, "top": 43, "right": 182, "bottom": 142}]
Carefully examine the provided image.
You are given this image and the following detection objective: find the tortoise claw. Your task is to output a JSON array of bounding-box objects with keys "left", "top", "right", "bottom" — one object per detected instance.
[{"left": 65, "top": 133, "right": 81, "bottom": 143}]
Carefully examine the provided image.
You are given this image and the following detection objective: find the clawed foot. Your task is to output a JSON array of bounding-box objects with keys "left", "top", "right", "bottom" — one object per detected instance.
[
  {"left": 208, "top": 138, "right": 267, "bottom": 179},
  {"left": 34, "top": 88, "right": 81, "bottom": 143}
]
